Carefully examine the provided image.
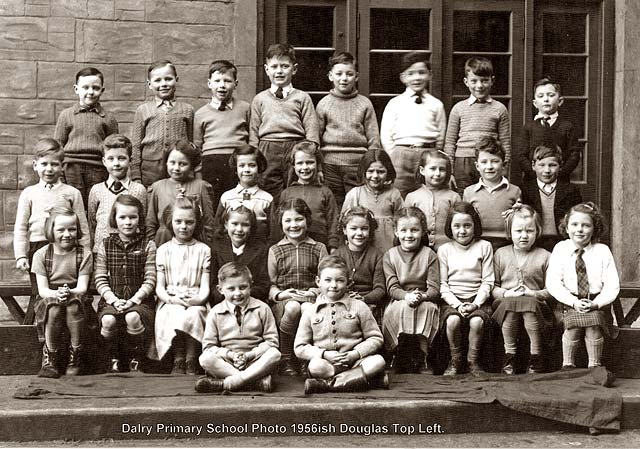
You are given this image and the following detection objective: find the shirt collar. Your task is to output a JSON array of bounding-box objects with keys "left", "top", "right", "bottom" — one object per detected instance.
[
  {"left": 536, "top": 178, "right": 557, "bottom": 192},
  {"left": 231, "top": 243, "right": 246, "bottom": 256},
  {"left": 154, "top": 97, "right": 175, "bottom": 108},
  {"left": 534, "top": 111, "right": 558, "bottom": 122},
  {"left": 290, "top": 179, "right": 321, "bottom": 187},
  {"left": 39, "top": 179, "right": 62, "bottom": 189},
  {"left": 403, "top": 87, "right": 425, "bottom": 99},
  {"left": 233, "top": 184, "right": 259, "bottom": 195},
  {"left": 474, "top": 176, "right": 510, "bottom": 192},
  {"left": 467, "top": 95, "right": 493, "bottom": 105},
  {"left": 569, "top": 240, "right": 593, "bottom": 254},
  {"left": 218, "top": 297, "right": 260, "bottom": 314},
  {"left": 270, "top": 84, "right": 293, "bottom": 97},
  {"left": 276, "top": 236, "right": 315, "bottom": 246},
  {"left": 73, "top": 102, "right": 105, "bottom": 116},
  {"left": 211, "top": 97, "right": 234, "bottom": 110},
  {"left": 107, "top": 176, "right": 130, "bottom": 190},
  {"left": 315, "top": 294, "right": 353, "bottom": 311},
  {"left": 171, "top": 237, "right": 196, "bottom": 246}
]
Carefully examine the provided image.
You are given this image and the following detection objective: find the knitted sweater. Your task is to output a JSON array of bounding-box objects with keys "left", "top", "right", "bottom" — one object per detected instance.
[
  {"left": 463, "top": 179, "right": 522, "bottom": 239},
  {"left": 249, "top": 88, "right": 319, "bottom": 146},
  {"left": 316, "top": 89, "right": 381, "bottom": 153},
  {"left": 444, "top": 97, "right": 511, "bottom": 163},
  {"left": 54, "top": 103, "right": 119, "bottom": 165},
  {"left": 193, "top": 100, "right": 251, "bottom": 157},
  {"left": 130, "top": 100, "right": 194, "bottom": 182}
]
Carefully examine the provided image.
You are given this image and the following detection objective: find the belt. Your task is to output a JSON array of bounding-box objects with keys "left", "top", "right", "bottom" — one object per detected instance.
[{"left": 398, "top": 143, "right": 436, "bottom": 149}]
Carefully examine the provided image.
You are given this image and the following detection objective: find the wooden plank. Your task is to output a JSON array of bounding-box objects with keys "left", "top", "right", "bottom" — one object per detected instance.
[
  {"left": 613, "top": 297, "right": 627, "bottom": 328},
  {"left": 0, "top": 296, "right": 25, "bottom": 324}
]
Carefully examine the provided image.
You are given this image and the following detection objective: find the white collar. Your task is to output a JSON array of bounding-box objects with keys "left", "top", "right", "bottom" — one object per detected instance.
[
  {"left": 467, "top": 95, "right": 493, "bottom": 105},
  {"left": 39, "top": 179, "right": 62, "bottom": 189},
  {"left": 211, "top": 97, "right": 234, "bottom": 110},
  {"left": 536, "top": 178, "right": 557, "bottom": 192},
  {"left": 231, "top": 243, "right": 246, "bottom": 256},
  {"left": 270, "top": 84, "right": 293, "bottom": 97},
  {"left": 474, "top": 176, "right": 509, "bottom": 193},
  {"left": 107, "top": 176, "right": 130, "bottom": 189}
]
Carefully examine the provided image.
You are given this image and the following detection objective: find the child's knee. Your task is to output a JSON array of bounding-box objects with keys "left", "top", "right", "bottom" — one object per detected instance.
[
  {"left": 585, "top": 326, "right": 603, "bottom": 339},
  {"left": 66, "top": 302, "right": 83, "bottom": 319},
  {"left": 361, "top": 354, "right": 386, "bottom": 375},
  {"left": 47, "top": 304, "right": 63, "bottom": 322},
  {"left": 199, "top": 351, "right": 227, "bottom": 373},
  {"left": 469, "top": 317, "right": 483, "bottom": 332},
  {"left": 283, "top": 301, "right": 302, "bottom": 318},
  {"left": 101, "top": 315, "right": 118, "bottom": 334},
  {"left": 446, "top": 315, "right": 461, "bottom": 331},
  {"left": 564, "top": 328, "right": 582, "bottom": 340},
  {"left": 262, "top": 347, "right": 282, "bottom": 366},
  {"left": 124, "top": 311, "right": 142, "bottom": 329},
  {"left": 308, "top": 358, "right": 334, "bottom": 379}
]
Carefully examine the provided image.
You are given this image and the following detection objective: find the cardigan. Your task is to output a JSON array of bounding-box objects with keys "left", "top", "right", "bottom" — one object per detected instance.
[
  {"left": 383, "top": 245, "right": 440, "bottom": 302},
  {"left": 333, "top": 244, "right": 386, "bottom": 307}
]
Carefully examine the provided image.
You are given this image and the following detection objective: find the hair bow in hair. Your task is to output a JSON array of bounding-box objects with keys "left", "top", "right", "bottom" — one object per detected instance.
[{"left": 501, "top": 200, "right": 524, "bottom": 221}]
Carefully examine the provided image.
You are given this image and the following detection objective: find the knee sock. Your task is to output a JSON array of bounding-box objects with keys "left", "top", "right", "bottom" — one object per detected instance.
[
  {"left": 585, "top": 337, "right": 604, "bottom": 367},
  {"left": 562, "top": 335, "right": 581, "bottom": 367},
  {"left": 45, "top": 324, "right": 62, "bottom": 351},
  {"left": 523, "top": 315, "right": 542, "bottom": 355},
  {"left": 279, "top": 313, "right": 298, "bottom": 337},
  {"left": 467, "top": 346, "right": 480, "bottom": 363},
  {"left": 126, "top": 323, "right": 145, "bottom": 336},
  {"left": 502, "top": 317, "right": 518, "bottom": 354},
  {"left": 449, "top": 345, "right": 462, "bottom": 360}
]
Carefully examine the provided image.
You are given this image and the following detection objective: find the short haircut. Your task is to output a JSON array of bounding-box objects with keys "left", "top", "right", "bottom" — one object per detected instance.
[
  {"left": 218, "top": 204, "right": 257, "bottom": 240},
  {"left": 317, "top": 254, "right": 349, "bottom": 279},
  {"left": 228, "top": 145, "right": 267, "bottom": 173},
  {"left": 265, "top": 43, "right": 296, "bottom": 64},
  {"left": 34, "top": 138, "right": 64, "bottom": 162},
  {"left": 339, "top": 206, "right": 378, "bottom": 237},
  {"left": 532, "top": 144, "right": 563, "bottom": 164},
  {"left": 444, "top": 202, "right": 483, "bottom": 240},
  {"left": 503, "top": 203, "right": 542, "bottom": 240},
  {"left": 165, "top": 139, "right": 201, "bottom": 173},
  {"left": 109, "top": 194, "right": 146, "bottom": 232},
  {"left": 474, "top": 136, "right": 505, "bottom": 161},
  {"left": 75, "top": 67, "right": 104, "bottom": 84},
  {"left": 400, "top": 52, "right": 431, "bottom": 73},
  {"left": 464, "top": 57, "right": 494, "bottom": 77},
  {"left": 162, "top": 197, "right": 203, "bottom": 240},
  {"left": 357, "top": 148, "right": 396, "bottom": 185},
  {"left": 43, "top": 206, "right": 83, "bottom": 243},
  {"left": 328, "top": 52, "right": 357, "bottom": 71},
  {"left": 102, "top": 134, "right": 132, "bottom": 157},
  {"left": 278, "top": 198, "right": 313, "bottom": 228},
  {"left": 533, "top": 77, "right": 562, "bottom": 97},
  {"left": 147, "top": 60, "right": 177, "bottom": 78},
  {"left": 208, "top": 60, "right": 238, "bottom": 79},
  {"left": 288, "top": 140, "right": 323, "bottom": 185},
  {"left": 217, "top": 261, "right": 253, "bottom": 285},
  {"left": 416, "top": 150, "right": 452, "bottom": 186},
  {"left": 559, "top": 202, "right": 606, "bottom": 242}
]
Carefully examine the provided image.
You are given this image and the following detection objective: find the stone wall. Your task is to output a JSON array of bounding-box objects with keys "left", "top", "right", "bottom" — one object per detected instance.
[{"left": 0, "top": 0, "right": 258, "bottom": 282}]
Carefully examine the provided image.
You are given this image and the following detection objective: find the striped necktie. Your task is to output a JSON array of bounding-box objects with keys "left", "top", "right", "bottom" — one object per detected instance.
[{"left": 575, "top": 248, "right": 590, "bottom": 299}]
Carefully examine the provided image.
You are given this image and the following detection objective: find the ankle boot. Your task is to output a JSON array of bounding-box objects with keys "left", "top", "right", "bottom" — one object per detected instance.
[
  {"left": 468, "top": 358, "right": 484, "bottom": 375},
  {"left": 304, "top": 378, "right": 331, "bottom": 394},
  {"left": 103, "top": 336, "right": 121, "bottom": 373},
  {"left": 417, "top": 351, "right": 433, "bottom": 375},
  {"left": 128, "top": 333, "right": 145, "bottom": 372},
  {"left": 443, "top": 355, "right": 463, "bottom": 376},
  {"left": 195, "top": 376, "right": 224, "bottom": 393},
  {"left": 38, "top": 345, "right": 60, "bottom": 378},
  {"left": 370, "top": 371, "right": 390, "bottom": 390},
  {"left": 278, "top": 331, "right": 299, "bottom": 376},
  {"left": 527, "top": 354, "right": 544, "bottom": 374},
  {"left": 329, "top": 367, "right": 370, "bottom": 392},
  {"left": 66, "top": 345, "right": 82, "bottom": 376},
  {"left": 502, "top": 353, "right": 516, "bottom": 375},
  {"left": 255, "top": 375, "right": 274, "bottom": 393}
]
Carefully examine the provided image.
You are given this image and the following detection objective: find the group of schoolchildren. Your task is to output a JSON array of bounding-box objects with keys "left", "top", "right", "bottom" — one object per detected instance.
[{"left": 13, "top": 42, "right": 620, "bottom": 396}]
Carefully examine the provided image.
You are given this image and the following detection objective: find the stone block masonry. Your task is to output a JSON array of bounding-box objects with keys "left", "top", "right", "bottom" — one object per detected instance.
[{"left": 0, "top": 0, "right": 258, "bottom": 282}]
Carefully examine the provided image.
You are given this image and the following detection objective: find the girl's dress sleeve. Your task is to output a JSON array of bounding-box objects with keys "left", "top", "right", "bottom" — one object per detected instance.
[
  {"left": 130, "top": 240, "right": 157, "bottom": 304},
  {"left": 383, "top": 249, "right": 407, "bottom": 301},
  {"left": 437, "top": 244, "right": 462, "bottom": 308},
  {"left": 362, "top": 251, "right": 386, "bottom": 306},
  {"left": 425, "top": 247, "right": 440, "bottom": 302}
]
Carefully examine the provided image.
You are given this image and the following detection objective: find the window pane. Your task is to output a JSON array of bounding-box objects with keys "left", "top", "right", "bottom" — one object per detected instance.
[
  {"left": 293, "top": 50, "right": 335, "bottom": 92},
  {"left": 543, "top": 13, "right": 586, "bottom": 54},
  {"left": 561, "top": 98, "right": 586, "bottom": 140},
  {"left": 452, "top": 54, "right": 510, "bottom": 96},
  {"left": 453, "top": 11, "right": 510, "bottom": 52},
  {"left": 371, "top": 8, "right": 430, "bottom": 50},
  {"left": 370, "top": 52, "right": 431, "bottom": 94},
  {"left": 286, "top": 6, "right": 334, "bottom": 48},
  {"left": 542, "top": 56, "right": 586, "bottom": 97}
]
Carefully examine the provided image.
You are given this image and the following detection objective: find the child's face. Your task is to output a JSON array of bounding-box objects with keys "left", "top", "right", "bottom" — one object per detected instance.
[
  {"left": 567, "top": 211, "right": 594, "bottom": 248},
  {"left": 365, "top": 161, "right": 388, "bottom": 192},
  {"left": 225, "top": 211, "right": 251, "bottom": 247},
  {"left": 400, "top": 61, "right": 431, "bottom": 94},
  {"left": 394, "top": 216, "right": 423, "bottom": 252},
  {"left": 115, "top": 204, "right": 140, "bottom": 240},
  {"left": 102, "top": 147, "right": 130, "bottom": 180},
  {"left": 451, "top": 213, "right": 475, "bottom": 246},
  {"left": 316, "top": 267, "right": 349, "bottom": 302},
  {"left": 281, "top": 209, "right": 307, "bottom": 241},
  {"left": 74, "top": 75, "right": 104, "bottom": 107},
  {"left": 264, "top": 56, "right": 297, "bottom": 88},
  {"left": 33, "top": 154, "right": 63, "bottom": 184},
  {"left": 172, "top": 207, "right": 197, "bottom": 243},
  {"left": 328, "top": 63, "right": 358, "bottom": 95},
  {"left": 463, "top": 71, "right": 494, "bottom": 101},
  {"left": 208, "top": 70, "right": 237, "bottom": 103},
  {"left": 475, "top": 150, "right": 504, "bottom": 184},
  {"left": 236, "top": 154, "right": 259, "bottom": 187},
  {"left": 532, "top": 156, "right": 560, "bottom": 184},
  {"left": 533, "top": 84, "right": 563, "bottom": 116},
  {"left": 52, "top": 215, "right": 78, "bottom": 250},
  {"left": 419, "top": 156, "right": 448, "bottom": 188},
  {"left": 293, "top": 150, "right": 317, "bottom": 184},
  {"left": 344, "top": 215, "right": 370, "bottom": 251},
  {"left": 218, "top": 275, "right": 252, "bottom": 307},
  {"left": 166, "top": 150, "right": 191, "bottom": 182},
  {"left": 148, "top": 65, "right": 178, "bottom": 101},
  {"left": 511, "top": 215, "right": 537, "bottom": 251}
]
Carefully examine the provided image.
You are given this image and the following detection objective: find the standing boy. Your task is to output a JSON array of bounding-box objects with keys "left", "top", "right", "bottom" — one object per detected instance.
[
  {"left": 521, "top": 145, "right": 582, "bottom": 252},
  {"left": 193, "top": 60, "right": 251, "bottom": 210},
  {"left": 196, "top": 262, "right": 281, "bottom": 393},
  {"left": 444, "top": 57, "right": 511, "bottom": 194},
  {"left": 87, "top": 134, "right": 147, "bottom": 254},
  {"left": 54, "top": 67, "right": 119, "bottom": 207},
  {"left": 517, "top": 78, "right": 581, "bottom": 183},
  {"left": 463, "top": 136, "right": 521, "bottom": 250},
  {"left": 380, "top": 52, "right": 446, "bottom": 197},
  {"left": 249, "top": 43, "right": 320, "bottom": 202},
  {"left": 295, "top": 255, "right": 386, "bottom": 394},
  {"left": 316, "top": 52, "right": 381, "bottom": 206}
]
